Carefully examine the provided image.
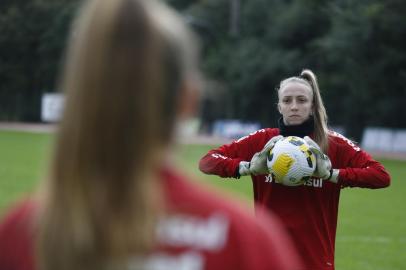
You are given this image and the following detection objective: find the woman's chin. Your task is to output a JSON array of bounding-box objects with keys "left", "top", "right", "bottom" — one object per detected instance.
[{"left": 286, "top": 119, "right": 304, "bottom": 126}]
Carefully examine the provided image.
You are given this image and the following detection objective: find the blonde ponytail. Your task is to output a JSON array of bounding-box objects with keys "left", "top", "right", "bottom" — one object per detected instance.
[{"left": 300, "top": 69, "right": 329, "bottom": 152}]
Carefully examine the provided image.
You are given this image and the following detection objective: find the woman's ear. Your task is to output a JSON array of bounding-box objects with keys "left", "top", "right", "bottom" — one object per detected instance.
[
  {"left": 277, "top": 103, "right": 282, "bottom": 114},
  {"left": 177, "top": 79, "right": 200, "bottom": 119}
]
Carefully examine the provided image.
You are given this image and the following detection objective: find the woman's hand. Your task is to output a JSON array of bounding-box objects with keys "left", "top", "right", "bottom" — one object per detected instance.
[
  {"left": 304, "top": 136, "right": 332, "bottom": 180},
  {"left": 240, "top": 135, "right": 284, "bottom": 176}
]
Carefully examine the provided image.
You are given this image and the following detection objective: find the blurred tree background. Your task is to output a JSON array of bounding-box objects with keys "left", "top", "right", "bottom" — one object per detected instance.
[{"left": 0, "top": 0, "right": 405, "bottom": 140}]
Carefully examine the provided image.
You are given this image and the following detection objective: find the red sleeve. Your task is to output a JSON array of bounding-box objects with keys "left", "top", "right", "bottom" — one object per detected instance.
[
  {"left": 230, "top": 206, "right": 304, "bottom": 270},
  {"left": 198, "top": 129, "right": 277, "bottom": 178},
  {"left": 0, "top": 201, "right": 36, "bottom": 270},
  {"left": 330, "top": 132, "right": 391, "bottom": 189}
]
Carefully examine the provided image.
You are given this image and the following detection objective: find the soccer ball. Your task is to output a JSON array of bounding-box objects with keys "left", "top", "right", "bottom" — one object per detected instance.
[{"left": 267, "top": 136, "right": 316, "bottom": 186}]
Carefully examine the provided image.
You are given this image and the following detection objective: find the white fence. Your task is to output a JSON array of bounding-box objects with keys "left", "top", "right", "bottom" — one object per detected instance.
[
  {"left": 212, "top": 120, "right": 261, "bottom": 139},
  {"left": 361, "top": 127, "right": 406, "bottom": 153}
]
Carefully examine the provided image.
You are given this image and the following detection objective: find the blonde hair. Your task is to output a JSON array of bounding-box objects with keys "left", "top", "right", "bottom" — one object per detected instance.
[
  {"left": 37, "top": 0, "right": 199, "bottom": 269},
  {"left": 278, "top": 69, "right": 329, "bottom": 152}
]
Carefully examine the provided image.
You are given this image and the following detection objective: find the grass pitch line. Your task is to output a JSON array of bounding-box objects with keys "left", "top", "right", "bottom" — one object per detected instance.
[{"left": 337, "top": 235, "right": 406, "bottom": 244}]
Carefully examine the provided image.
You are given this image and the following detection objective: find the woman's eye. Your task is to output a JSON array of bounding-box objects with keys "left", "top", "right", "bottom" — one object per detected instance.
[{"left": 298, "top": 98, "right": 307, "bottom": 103}]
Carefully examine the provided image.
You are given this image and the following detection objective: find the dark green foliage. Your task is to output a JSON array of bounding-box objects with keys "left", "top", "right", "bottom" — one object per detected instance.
[
  {"left": 0, "top": 0, "right": 405, "bottom": 139},
  {"left": 0, "top": 0, "right": 79, "bottom": 121},
  {"left": 181, "top": 0, "right": 406, "bottom": 139},
  {"left": 316, "top": 0, "right": 406, "bottom": 138}
]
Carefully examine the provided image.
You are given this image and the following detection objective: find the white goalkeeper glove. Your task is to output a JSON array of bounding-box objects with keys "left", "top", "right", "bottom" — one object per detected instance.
[
  {"left": 304, "top": 136, "right": 338, "bottom": 182},
  {"left": 239, "top": 135, "right": 284, "bottom": 176},
  {"left": 238, "top": 161, "right": 251, "bottom": 176}
]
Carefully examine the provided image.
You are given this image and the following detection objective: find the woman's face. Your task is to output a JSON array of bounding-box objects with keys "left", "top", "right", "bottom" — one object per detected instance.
[{"left": 278, "top": 82, "right": 313, "bottom": 126}]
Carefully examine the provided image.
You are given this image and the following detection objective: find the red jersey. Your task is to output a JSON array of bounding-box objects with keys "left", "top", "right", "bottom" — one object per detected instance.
[
  {"left": 199, "top": 128, "right": 390, "bottom": 270},
  {"left": 0, "top": 167, "right": 303, "bottom": 270}
]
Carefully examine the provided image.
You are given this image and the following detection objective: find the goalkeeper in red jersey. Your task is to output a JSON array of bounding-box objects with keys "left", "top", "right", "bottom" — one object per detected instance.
[{"left": 199, "top": 69, "right": 391, "bottom": 270}]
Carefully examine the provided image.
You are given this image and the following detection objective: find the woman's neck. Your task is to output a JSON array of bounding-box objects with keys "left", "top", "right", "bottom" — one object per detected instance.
[{"left": 278, "top": 117, "right": 314, "bottom": 138}]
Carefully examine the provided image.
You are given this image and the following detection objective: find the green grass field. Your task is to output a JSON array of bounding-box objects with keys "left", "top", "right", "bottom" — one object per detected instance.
[{"left": 0, "top": 130, "right": 405, "bottom": 269}]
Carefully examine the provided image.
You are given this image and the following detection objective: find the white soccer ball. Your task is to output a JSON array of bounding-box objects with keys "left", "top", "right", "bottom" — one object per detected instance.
[{"left": 267, "top": 136, "right": 316, "bottom": 186}]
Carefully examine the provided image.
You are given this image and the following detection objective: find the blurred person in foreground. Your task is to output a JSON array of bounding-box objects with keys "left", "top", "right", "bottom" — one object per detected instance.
[
  {"left": 0, "top": 0, "right": 302, "bottom": 270},
  {"left": 199, "top": 69, "right": 391, "bottom": 270}
]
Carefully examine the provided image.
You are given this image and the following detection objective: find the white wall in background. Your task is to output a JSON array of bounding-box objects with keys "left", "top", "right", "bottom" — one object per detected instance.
[{"left": 41, "top": 93, "right": 64, "bottom": 122}]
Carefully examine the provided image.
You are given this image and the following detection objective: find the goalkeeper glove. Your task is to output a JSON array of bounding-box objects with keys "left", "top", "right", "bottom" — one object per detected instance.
[
  {"left": 238, "top": 161, "right": 251, "bottom": 176},
  {"left": 304, "top": 136, "right": 338, "bottom": 182},
  {"left": 239, "top": 135, "right": 283, "bottom": 176}
]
